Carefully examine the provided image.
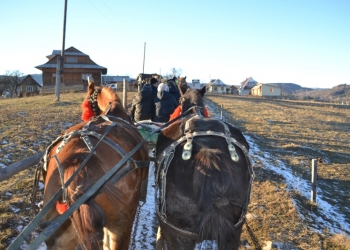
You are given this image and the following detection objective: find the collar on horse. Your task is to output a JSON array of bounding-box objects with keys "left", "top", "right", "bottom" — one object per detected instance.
[
  {"left": 155, "top": 112, "right": 255, "bottom": 240},
  {"left": 88, "top": 88, "right": 102, "bottom": 116}
]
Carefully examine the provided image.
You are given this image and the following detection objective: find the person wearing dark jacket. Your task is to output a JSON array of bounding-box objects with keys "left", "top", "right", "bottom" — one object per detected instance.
[
  {"left": 150, "top": 77, "right": 158, "bottom": 96},
  {"left": 130, "top": 84, "right": 154, "bottom": 122},
  {"left": 167, "top": 80, "right": 181, "bottom": 105},
  {"left": 153, "top": 83, "right": 177, "bottom": 123}
]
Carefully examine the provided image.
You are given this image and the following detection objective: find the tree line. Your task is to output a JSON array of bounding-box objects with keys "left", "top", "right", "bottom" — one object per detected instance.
[{"left": 0, "top": 70, "right": 24, "bottom": 98}]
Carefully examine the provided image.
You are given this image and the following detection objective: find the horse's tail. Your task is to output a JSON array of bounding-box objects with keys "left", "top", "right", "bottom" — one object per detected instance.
[
  {"left": 193, "top": 148, "right": 243, "bottom": 249},
  {"left": 65, "top": 163, "right": 105, "bottom": 250}
]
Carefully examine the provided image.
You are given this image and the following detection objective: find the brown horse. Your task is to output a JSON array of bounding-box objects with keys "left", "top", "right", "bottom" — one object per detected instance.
[
  {"left": 40, "top": 80, "right": 149, "bottom": 249},
  {"left": 177, "top": 76, "right": 190, "bottom": 94},
  {"left": 155, "top": 86, "right": 254, "bottom": 249}
]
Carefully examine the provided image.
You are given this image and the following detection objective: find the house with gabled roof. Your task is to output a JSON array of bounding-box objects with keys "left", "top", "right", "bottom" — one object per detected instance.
[
  {"left": 18, "top": 74, "right": 42, "bottom": 96},
  {"left": 251, "top": 83, "right": 281, "bottom": 97},
  {"left": 207, "top": 79, "right": 228, "bottom": 94},
  {"left": 35, "top": 46, "right": 107, "bottom": 93},
  {"left": 239, "top": 77, "right": 258, "bottom": 95}
]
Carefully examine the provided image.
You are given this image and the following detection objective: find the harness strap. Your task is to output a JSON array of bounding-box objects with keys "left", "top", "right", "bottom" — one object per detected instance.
[
  {"left": 30, "top": 161, "right": 44, "bottom": 214},
  {"left": 54, "top": 155, "right": 68, "bottom": 203}
]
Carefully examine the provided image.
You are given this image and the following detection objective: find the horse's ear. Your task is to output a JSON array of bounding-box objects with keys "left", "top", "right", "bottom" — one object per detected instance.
[
  {"left": 199, "top": 86, "right": 206, "bottom": 97},
  {"left": 184, "top": 76, "right": 186, "bottom": 80},
  {"left": 87, "top": 78, "right": 95, "bottom": 95}
]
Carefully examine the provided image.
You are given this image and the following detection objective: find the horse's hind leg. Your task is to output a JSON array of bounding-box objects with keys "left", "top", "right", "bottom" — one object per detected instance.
[
  {"left": 157, "top": 226, "right": 196, "bottom": 250},
  {"left": 156, "top": 226, "right": 166, "bottom": 250}
]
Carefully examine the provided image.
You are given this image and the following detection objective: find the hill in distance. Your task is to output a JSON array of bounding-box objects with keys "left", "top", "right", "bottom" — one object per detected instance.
[{"left": 268, "top": 83, "right": 349, "bottom": 102}]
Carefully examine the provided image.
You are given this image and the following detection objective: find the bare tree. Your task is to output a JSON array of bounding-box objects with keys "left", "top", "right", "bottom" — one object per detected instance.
[
  {"left": 0, "top": 76, "right": 7, "bottom": 95},
  {"left": 163, "top": 68, "right": 183, "bottom": 80},
  {"left": 3, "top": 70, "right": 23, "bottom": 97}
]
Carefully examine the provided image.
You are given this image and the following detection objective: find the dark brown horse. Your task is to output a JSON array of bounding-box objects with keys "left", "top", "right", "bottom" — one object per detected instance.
[
  {"left": 155, "top": 85, "right": 254, "bottom": 249},
  {"left": 40, "top": 80, "right": 149, "bottom": 249}
]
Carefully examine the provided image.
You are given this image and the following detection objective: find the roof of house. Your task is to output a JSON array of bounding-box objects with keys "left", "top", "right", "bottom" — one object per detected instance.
[
  {"left": 102, "top": 75, "right": 131, "bottom": 82},
  {"left": 209, "top": 79, "right": 226, "bottom": 86},
  {"left": 36, "top": 46, "right": 107, "bottom": 74},
  {"left": 46, "top": 47, "right": 88, "bottom": 60},
  {"left": 19, "top": 74, "right": 42, "bottom": 87},
  {"left": 240, "top": 77, "right": 257, "bottom": 90},
  {"left": 253, "top": 83, "right": 281, "bottom": 90}
]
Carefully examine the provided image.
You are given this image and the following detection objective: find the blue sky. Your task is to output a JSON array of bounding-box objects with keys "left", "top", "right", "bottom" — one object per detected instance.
[{"left": 1, "top": 0, "right": 349, "bottom": 88}]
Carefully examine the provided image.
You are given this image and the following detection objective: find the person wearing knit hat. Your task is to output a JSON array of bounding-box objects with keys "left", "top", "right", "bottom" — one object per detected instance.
[
  {"left": 129, "top": 83, "right": 154, "bottom": 122},
  {"left": 157, "top": 82, "right": 169, "bottom": 92},
  {"left": 153, "top": 82, "right": 177, "bottom": 123}
]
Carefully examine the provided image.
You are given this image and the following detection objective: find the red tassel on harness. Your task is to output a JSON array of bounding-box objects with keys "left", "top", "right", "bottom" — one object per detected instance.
[
  {"left": 202, "top": 107, "right": 209, "bottom": 117},
  {"left": 169, "top": 105, "right": 209, "bottom": 121},
  {"left": 81, "top": 99, "right": 94, "bottom": 122},
  {"left": 169, "top": 106, "right": 182, "bottom": 121},
  {"left": 56, "top": 201, "right": 68, "bottom": 214}
]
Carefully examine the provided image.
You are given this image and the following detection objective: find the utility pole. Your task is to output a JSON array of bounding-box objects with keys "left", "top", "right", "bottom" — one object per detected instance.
[
  {"left": 142, "top": 42, "right": 146, "bottom": 74},
  {"left": 55, "top": 0, "right": 68, "bottom": 101}
]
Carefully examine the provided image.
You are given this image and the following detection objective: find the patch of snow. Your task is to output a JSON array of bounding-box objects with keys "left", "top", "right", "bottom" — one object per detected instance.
[
  {"left": 207, "top": 102, "right": 350, "bottom": 236},
  {"left": 38, "top": 182, "right": 44, "bottom": 190},
  {"left": 0, "top": 162, "right": 8, "bottom": 168},
  {"left": 10, "top": 205, "right": 21, "bottom": 213}
]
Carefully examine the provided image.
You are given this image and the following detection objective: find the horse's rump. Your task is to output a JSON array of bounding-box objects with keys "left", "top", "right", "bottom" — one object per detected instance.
[{"left": 156, "top": 116, "right": 252, "bottom": 249}]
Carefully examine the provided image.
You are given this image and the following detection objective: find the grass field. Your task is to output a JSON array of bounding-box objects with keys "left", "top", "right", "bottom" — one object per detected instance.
[{"left": 0, "top": 92, "right": 349, "bottom": 249}]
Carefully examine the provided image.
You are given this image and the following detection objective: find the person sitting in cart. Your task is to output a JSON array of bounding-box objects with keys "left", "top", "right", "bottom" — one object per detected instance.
[
  {"left": 129, "top": 83, "right": 155, "bottom": 122},
  {"left": 153, "top": 83, "right": 177, "bottom": 123}
]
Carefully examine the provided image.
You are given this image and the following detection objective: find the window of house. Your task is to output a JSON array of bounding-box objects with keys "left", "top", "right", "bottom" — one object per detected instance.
[
  {"left": 66, "top": 57, "right": 77, "bottom": 63},
  {"left": 26, "top": 86, "right": 34, "bottom": 92},
  {"left": 82, "top": 74, "right": 93, "bottom": 84},
  {"left": 52, "top": 73, "right": 64, "bottom": 84}
]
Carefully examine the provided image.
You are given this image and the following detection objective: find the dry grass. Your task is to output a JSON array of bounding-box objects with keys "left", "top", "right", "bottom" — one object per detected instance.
[
  {"left": 205, "top": 94, "right": 350, "bottom": 249},
  {"left": 0, "top": 91, "right": 135, "bottom": 249},
  {"left": 1, "top": 92, "right": 349, "bottom": 249}
]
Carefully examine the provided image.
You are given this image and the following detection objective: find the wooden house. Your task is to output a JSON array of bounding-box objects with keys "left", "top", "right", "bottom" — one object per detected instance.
[
  {"left": 228, "top": 85, "right": 239, "bottom": 94},
  {"left": 239, "top": 77, "right": 258, "bottom": 95},
  {"left": 251, "top": 83, "right": 281, "bottom": 97},
  {"left": 35, "top": 46, "right": 107, "bottom": 93},
  {"left": 18, "top": 75, "right": 42, "bottom": 96},
  {"left": 207, "top": 79, "right": 228, "bottom": 94}
]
